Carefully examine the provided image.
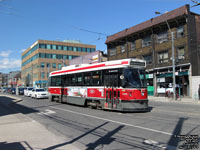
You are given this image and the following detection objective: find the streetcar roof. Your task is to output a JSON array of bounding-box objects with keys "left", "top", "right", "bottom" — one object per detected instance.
[{"left": 49, "top": 58, "right": 146, "bottom": 77}]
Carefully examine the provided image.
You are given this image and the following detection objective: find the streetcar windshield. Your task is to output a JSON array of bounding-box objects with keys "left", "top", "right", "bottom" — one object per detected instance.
[{"left": 123, "top": 68, "right": 146, "bottom": 88}]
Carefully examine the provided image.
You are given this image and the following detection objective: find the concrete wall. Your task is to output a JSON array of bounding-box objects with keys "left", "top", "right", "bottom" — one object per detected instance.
[{"left": 191, "top": 76, "right": 200, "bottom": 99}]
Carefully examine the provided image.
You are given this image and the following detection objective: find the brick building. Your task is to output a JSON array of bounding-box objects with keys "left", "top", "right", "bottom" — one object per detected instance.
[
  {"left": 106, "top": 5, "right": 200, "bottom": 97},
  {"left": 8, "top": 71, "right": 21, "bottom": 88},
  {"left": 21, "top": 40, "right": 96, "bottom": 88},
  {"left": 0, "top": 73, "right": 8, "bottom": 88}
]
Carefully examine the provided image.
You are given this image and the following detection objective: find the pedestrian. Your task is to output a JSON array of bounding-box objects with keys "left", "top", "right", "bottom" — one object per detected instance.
[{"left": 198, "top": 84, "right": 200, "bottom": 100}]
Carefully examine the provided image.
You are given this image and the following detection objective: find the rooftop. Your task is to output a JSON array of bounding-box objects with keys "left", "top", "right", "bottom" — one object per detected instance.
[{"left": 105, "top": 5, "right": 191, "bottom": 44}]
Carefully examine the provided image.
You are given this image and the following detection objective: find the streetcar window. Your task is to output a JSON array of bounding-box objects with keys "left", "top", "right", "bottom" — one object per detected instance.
[
  {"left": 83, "top": 72, "right": 91, "bottom": 85},
  {"left": 92, "top": 71, "right": 101, "bottom": 85},
  {"left": 72, "top": 75, "right": 76, "bottom": 85},
  {"left": 77, "top": 73, "right": 83, "bottom": 85},
  {"left": 123, "top": 68, "right": 146, "bottom": 88}
]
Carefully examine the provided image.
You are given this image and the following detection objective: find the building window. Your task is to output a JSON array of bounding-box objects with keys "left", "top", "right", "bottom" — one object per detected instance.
[
  {"left": 110, "top": 48, "right": 116, "bottom": 56},
  {"left": 177, "top": 26, "right": 184, "bottom": 38},
  {"left": 177, "top": 46, "right": 185, "bottom": 60},
  {"left": 82, "top": 48, "right": 86, "bottom": 52},
  {"left": 52, "top": 45, "right": 57, "bottom": 50},
  {"left": 52, "top": 54, "right": 56, "bottom": 59},
  {"left": 73, "top": 47, "right": 77, "bottom": 52},
  {"left": 63, "top": 55, "right": 68, "bottom": 60},
  {"left": 57, "top": 45, "right": 63, "bottom": 50},
  {"left": 78, "top": 47, "right": 82, "bottom": 52},
  {"left": 46, "top": 63, "right": 51, "bottom": 68},
  {"left": 46, "top": 53, "right": 52, "bottom": 59},
  {"left": 131, "top": 41, "right": 136, "bottom": 50},
  {"left": 68, "top": 55, "right": 72, "bottom": 60},
  {"left": 68, "top": 46, "right": 72, "bottom": 51},
  {"left": 121, "top": 45, "right": 125, "bottom": 53},
  {"left": 87, "top": 48, "right": 90, "bottom": 52},
  {"left": 52, "top": 63, "right": 56, "bottom": 68},
  {"left": 157, "top": 31, "right": 168, "bottom": 43},
  {"left": 56, "top": 54, "right": 63, "bottom": 59},
  {"left": 158, "top": 51, "right": 168, "bottom": 64},
  {"left": 91, "top": 48, "right": 95, "bottom": 52},
  {"left": 47, "top": 44, "right": 51, "bottom": 49},
  {"left": 142, "top": 36, "right": 151, "bottom": 47},
  {"left": 41, "top": 62, "right": 45, "bottom": 68},
  {"left": 39, "top": 44, "right": 46, "bottom": 49},
  {"left": 40, "top": 53, "right": 45, "bottom": 58},
  {"left": 63, "top": 46, "right": 67, "bottom": 51},
  {"left": 58, "top": 64, "right": 62, "bottom": 69},
  {"left": 41, "top": 72, "right": 45, "bottom": 79},
  {"left": 143, "top": 55, "right": 152, "bottom": 65}
]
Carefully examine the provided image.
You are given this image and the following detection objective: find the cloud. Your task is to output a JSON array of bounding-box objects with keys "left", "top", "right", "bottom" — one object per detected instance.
[
  {"left": 20, "top": 49, "right": 26, "bottom": 53},
  {"left": 0, "top": 50, "right": 12, "bottom": 57},
  {"left": 0, "top": 58, "right": 21, "bottom": 69}
]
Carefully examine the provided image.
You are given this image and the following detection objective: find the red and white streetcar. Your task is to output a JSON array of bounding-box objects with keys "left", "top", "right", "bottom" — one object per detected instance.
[{"left": 48, "top": 58, "right": 148, "bottom": 112}]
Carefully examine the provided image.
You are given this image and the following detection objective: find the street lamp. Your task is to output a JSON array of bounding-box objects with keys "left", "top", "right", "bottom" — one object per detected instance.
[{"left": 155, "top": 11, "right": 176, "bottom": 100}]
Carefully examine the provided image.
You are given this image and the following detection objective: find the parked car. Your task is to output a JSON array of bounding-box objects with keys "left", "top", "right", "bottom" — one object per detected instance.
[
  {"left": 7, "top": 88, "right": 12, "bottom": 94},
  {"left": 11, "top": 88, "right": 16, "bottom": 94},
  {"left": 31, "top": 88, "right": 48, "bottom": 99},
  {"left": 24, "top": 87, "right": 33, "bottom": 96},
  {"left": 18, "top": 88, "right": 25, "bottom": 95},
  {"left": 2, "top": 87, "right": 7, "bottom": 92}
]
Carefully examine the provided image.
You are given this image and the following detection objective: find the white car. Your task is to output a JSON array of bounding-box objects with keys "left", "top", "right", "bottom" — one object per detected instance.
[
  {"left": 24, "top": 87, "right": 33, "bottom": 96},
  {"left": 31, "top": 88, "right": 48, "bottom": 99}
]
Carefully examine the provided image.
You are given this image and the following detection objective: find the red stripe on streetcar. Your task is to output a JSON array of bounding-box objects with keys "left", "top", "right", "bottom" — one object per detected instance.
[{"left": 121, "top": 61, "right": 129, "bottom": 64}]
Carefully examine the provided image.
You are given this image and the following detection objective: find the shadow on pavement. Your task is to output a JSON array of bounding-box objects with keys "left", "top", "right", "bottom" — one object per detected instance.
[
  {"left": 85, "top": 125, "right": 124, "bottom": 150},
  {"left": 167, "top": 117, "right": 188, "bottom": 149},
  {"left": 0, "top": 141, "right": 29, "bottom": 150},
  {"left": 0, "top": 96, "right": 38, "bottom": 117},
  {"left": 43, "top": 122, "right": 109, "bottom": 150}
]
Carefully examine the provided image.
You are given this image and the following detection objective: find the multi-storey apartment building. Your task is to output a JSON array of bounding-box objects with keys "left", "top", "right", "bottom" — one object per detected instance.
[
  {"left": 21, "top": 40, "right": 96, "bottom": 88},
  {"left": 106, "top": 5, "right": 200, "bottom": 97}
]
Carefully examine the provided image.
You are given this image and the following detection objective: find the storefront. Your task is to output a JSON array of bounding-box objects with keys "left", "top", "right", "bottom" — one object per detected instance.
[
  {"left": 34, "top": 80, "right": 48, "bottom": 89},
  {"left": 156, "top": 71, "right": 189, "bottom": 97}
]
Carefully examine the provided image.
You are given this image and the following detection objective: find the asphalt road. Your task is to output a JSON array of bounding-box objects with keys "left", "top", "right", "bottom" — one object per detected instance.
[{"left": 4, "top": 94, "right": 200, "bottom": 150}]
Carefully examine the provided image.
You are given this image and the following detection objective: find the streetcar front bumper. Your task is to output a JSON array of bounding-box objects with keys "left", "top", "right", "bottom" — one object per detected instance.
[{"left": 121, "top": 99, "right": 149, "bottom": 112}]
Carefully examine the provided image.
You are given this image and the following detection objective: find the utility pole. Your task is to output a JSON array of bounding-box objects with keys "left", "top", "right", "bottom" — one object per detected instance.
[{"left": 155, "top": 11, "right": 176, "bottom": 100}]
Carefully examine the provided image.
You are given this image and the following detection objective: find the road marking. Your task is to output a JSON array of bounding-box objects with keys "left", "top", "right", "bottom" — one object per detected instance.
[
  {"left": 50, "top": 106, "right": 173, "bottom": 136},
  {"left": 38, "top": 109, "right": 56, "bottom": 116}
]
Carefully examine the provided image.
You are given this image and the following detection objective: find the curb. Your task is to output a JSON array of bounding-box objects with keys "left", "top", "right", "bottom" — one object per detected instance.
[{"left": 149, "top": 96, "right": 200, "bottom": 105}]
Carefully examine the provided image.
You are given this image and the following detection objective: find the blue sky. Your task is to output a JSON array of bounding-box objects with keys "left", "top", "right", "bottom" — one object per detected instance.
[{"left": 0, "top": 0, "right": 199, "bottom": 73}]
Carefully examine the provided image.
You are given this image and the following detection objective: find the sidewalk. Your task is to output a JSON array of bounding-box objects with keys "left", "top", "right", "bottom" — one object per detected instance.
[
  {"left": 149, "top": 96, "right": 200, "bottom": 104},
  {"left": 0, "top": 94, "right": 81, "bottom": 150}
]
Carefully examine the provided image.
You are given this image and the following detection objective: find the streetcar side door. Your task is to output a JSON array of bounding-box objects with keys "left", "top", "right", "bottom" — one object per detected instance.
[
  {"left": 61, "top": 75, "right": 68, "bottom": 103},
  {"left": 104, "top": 69, "right": 121, "bottom": 109}
]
